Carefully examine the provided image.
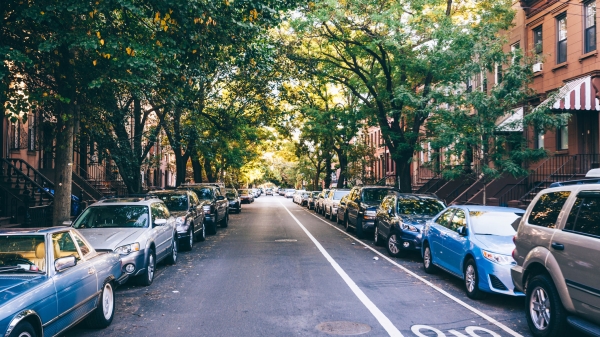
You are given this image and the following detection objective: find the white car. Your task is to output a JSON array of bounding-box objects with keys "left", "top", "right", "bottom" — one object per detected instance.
[
  {"left": 323, "top": 189, "right": 351, "bottom": 221},
  {"left": 285, "top": 189, "right": 296, "bottom": 198},
  {"left": 293, "top": 190, "right": 306, "bottom": 204}
]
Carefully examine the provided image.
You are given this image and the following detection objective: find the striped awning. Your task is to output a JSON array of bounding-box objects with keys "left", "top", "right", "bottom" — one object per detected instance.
[
  {"left": 539, "top": 76, "right": 600, "bottom": 111},
  {"left": 497, "top": 107, "right": 523, "bottom": 132}
]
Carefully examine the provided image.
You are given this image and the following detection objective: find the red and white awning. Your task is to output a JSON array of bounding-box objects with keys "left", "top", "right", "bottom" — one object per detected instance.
[{"left": 541, "top": 76, "right": 600, "bottom": 111}]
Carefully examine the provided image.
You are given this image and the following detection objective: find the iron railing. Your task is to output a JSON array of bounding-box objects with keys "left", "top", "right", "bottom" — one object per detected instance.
[{"left": 0, "top": 158, "right": 54, "bottom": 206}]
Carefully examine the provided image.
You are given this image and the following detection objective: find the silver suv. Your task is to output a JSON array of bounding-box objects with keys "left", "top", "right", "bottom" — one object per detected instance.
[
  {"left": 512, "top": 184, "right": 600, "bottom": 337},
  {"left": 69, "top": 197, "right": 178, "bottom": 286}
]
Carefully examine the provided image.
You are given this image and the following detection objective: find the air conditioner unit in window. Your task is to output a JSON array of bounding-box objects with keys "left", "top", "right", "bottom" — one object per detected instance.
[{"left": 533, "top": 62, "right": 543, "bottom": 73}]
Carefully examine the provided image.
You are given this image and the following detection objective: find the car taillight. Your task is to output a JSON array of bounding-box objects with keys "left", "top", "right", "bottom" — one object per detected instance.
[
  {"left": 513, "top": 235, "right": 517, "bottom": 244},
  {"left": 512, "top": 248, "right": 517, "bottom": 260}
]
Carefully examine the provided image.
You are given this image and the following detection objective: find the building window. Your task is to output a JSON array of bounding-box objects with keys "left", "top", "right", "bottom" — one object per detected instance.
[
  {"left": 511, "top": 42, "right": 520, "bottom": 63},
  {"left": 495, "top": 64, "right": 503, "bottom": 85},
  {"left": 10, "top": 122, "right": 20, "bottom": 150},
  {"left": 557, "top": 126, "right": 569, "bottom": 150},
  {"left": 557, "top": 14, "right": 567, "bottom": 64},
  {"left": 585, "top": 1, "right": 596, "bottom": 53},
  {"left": 28, "top": 113, "right": 36, "bottom": 151},
  {"left": 533, "top": 26, "right": 543, "bottom": 54},
  {"left": 537, "top": 132, "right": 545, "bottom": 149}
]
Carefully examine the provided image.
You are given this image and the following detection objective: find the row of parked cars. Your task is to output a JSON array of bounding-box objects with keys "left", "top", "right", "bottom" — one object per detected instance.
[
  {"left": 0, "top": 183, "right": 244, "bottom": 337},
  {"left": 294, "top": 178, "right": 600, "bottom": 337}
]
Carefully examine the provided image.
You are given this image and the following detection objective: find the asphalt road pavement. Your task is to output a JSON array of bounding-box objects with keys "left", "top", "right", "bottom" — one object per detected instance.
[{"left": 67, "top": 196, "right": 535, "bottom": 337}]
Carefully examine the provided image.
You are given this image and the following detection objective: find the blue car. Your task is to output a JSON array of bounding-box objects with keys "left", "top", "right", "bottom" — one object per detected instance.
[
  {"left": 421, "top": 206, "right": 525, "bottom": 299},
  {"left": 0, "top": 227, "right": 127, "bottom": 337}
]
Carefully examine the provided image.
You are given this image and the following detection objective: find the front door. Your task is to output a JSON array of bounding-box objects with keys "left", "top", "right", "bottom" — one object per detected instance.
[
  {"left": 578, "top": 112, "right": 598, "bottom": 155},
  {"left": 441, "top": 209, "right": 468, "bottom": 276},
  {"left": 553, "top": 192, "right": 600, "bottom": 321},
  {"left": 428, "top": 208, "right": 455, "bottom": 267}
]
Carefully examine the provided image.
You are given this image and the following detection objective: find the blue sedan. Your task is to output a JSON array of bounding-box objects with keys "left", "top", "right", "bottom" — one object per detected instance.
[
  {"left": 421, "top": 206, "right": 525, "bottom": 299},
  {"left": 0, "top": 227, "right": 127, "bottom": 337}
]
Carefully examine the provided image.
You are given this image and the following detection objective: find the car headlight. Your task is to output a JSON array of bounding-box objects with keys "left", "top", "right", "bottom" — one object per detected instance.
[
  {"left": 482, "top": 250, "right": 515, "bottom": 265},
  {"left": 363, "top": 210, "right": 377, "bottom": 220},
  {"left": 175, "top": 216, "right": 186, "bottom": 225},
  {"left": 203, "top": 205, "right": 212, "bottom": 214},
  {"left": 114, "top": 242, "right": 140, "bottom": 255},
  {"left": 401, "top": 223, "right": 418, "bottom": 232}
]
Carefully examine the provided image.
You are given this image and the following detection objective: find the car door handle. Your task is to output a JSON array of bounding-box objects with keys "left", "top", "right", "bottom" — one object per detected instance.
[
  {"left": 551, "top": 242, "right": 565, "bottom": 251},
  {"left": 88, "top": 268, "right": 95, "bottom": 275}
]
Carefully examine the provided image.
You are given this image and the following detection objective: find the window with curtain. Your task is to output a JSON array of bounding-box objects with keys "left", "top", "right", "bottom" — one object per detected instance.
[
  {"left": 557, "top": 14, "right": 567, "bottom": 63},
  {"left": 537, "top": 132, "right": 545, "bottom": 149},
  {"left": 557, "top": 126, "right": 568, "bottom": 150},
  {"left": 533, "top": 26, "right": 543, "bottom": 54},
  {"left": 585, "top": 1, "right": 596, "bottom": 53}
]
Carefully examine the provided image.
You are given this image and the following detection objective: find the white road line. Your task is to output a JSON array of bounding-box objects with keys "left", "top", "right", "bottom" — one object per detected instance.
[
  {"left": 303, "top": 209, "right": 523, "bottom": 337},
  {"left": 279, "top": 201, "right": 403, "bottom": 337}
]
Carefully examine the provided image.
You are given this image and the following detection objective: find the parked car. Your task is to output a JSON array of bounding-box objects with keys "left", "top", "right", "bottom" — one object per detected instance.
[
  {"left": 238, "top": 189, "right": 254, "bottom": 203},
  {"left": 307, "top": 191, "right": 320, "bottom": 210},
  {"left": 374, "top": 193, "right": 446, "bottom": 257},
  {"left": 324, "top": 189, "right": 351, "bottom": 221},
  {"left": 70, "top": 197, "right": 178, "bottom": 286},
  {"left": 0, "top": 227, "right": 127, "bottom": 337},
  {"left": 225, "top": 188, "right": 242, "bottom": 213},
  {"left": 315, "top": 189, "right": 330, "bottom": 214},
  {"left": 292, "top": 190, "right": 306, "bottom": 204},
  {"left": 266, "top": 189, "right": 273, "bottom": 196},
  {"left": 285, "top": 189, "right": 296, "bottom": 198},
  {"left": 252, "top": 188, "right": 260, "bottom": 198},
  {"left": 151, "top": 190, "right": 206, "bottom": 251},
  {"left": 185, "top": 185, "right": 229, "bottom": 234},
  {"left": 422, "top": 205, "right": 525, "bottom": 299},
  {"left": 512, "top": 184, "right": 600, "bottom": 337},
  {"left": 337, "top": 186, "right": 395, "bottom": 238}
]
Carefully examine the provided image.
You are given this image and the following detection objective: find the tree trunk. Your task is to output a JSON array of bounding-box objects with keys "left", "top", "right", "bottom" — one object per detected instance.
[
  {"left": 191, "top": 155, "right": 203, "bottom": 183},
  {"left": 174, "top": 153, "right": 189, "bottom": 186},
  {"left": 53, "top": 104, "right": 76, "bottom": 226},
  {"left": 79, "top": 134, "right": 88, "bottom": 179},
  {"left": 336, "top": 152, "right": 347, "bottom": 188},
  {"left": 324, "top": 154, "right": 332, "bottom": 189},
  {"left": 394, "top": 158, "right": 412, "bottom": 193},
  {"left": 315, "top": 167, "right": 321, "bottom": 190},
  {"left": 204, "top": 157, "right": 215, "bottom": 182}
]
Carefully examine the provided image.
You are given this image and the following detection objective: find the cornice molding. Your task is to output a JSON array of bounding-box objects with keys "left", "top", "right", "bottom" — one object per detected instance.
[{"left": 527, "top": 16, "right": 544, "bottom": 27}]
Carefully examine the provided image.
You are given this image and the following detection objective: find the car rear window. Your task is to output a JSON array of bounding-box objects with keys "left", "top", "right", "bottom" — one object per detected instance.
[
  {"left": 157, "top": 194, "right": 188, "bottom": 211},
  {"left": 397, "top": 197, "right": 445, "bottom": 216},
  {"left": 194, "top": 188, "right": 213, "bottom": 200},
  {"left": 333, "top": 191, "right": 350, "bottom": 200},
  {"left": 362, "top": 189, "right": 391, "bottom": 203},
  {"left": 564, "top": 192, "right": 600, "bottom": 237},
  {"left": 527, "top": 191, "right": 570, "bottom": 228},
  {"left": 469, "top": 211, "right": 519, "bottom": 236}
]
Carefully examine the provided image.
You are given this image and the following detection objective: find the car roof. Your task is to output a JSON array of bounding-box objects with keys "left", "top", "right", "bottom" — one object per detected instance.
[
  {"left": 536, "top": 183, "right": 600, "bottom": 194},
  {"left": 451, "top": 205, "right": 525, "bottom": 213},
  {"left": 93, "top": 197, "right": 159, "bottom": 206},
  {"left": 0, "top": 226, "right": 70, "bottom": 235},
  {"left": 151, "top": 190, "right": 190, "bottom": 196}
]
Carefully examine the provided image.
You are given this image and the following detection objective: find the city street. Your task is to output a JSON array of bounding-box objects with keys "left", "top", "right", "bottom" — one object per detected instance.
[{"left": 68, "top": 196, "right": 533, "bottom": 337}]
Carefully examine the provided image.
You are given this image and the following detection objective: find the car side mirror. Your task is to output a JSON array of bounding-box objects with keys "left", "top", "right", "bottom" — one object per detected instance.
[
  {"left": 457, "top": 226, "right": 468, "bottom": 236},
  {"left": 387, "top": 208, "right": 394, "bottom": 216},
  {"left": 55, "top": 256, "right": 77, "bottom": 272},
  {"left": 217, "top": 196, "right": 225, "bottom": 201},
  {"left": 62, "top": 220, "right": 72, "bottom": 226},
  {"left": 154, "top": 218, "right": 167, "bottom": 226}
]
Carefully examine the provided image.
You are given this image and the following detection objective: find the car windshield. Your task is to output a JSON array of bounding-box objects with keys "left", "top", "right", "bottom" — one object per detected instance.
[
  {"left": 239, "top": 190, "right": 250, "bottom": 195},
  {"left": 157, "top": 194, "right": 188, "bottom": 211},
  {"left": 397, "top": 197, "right": 446, "bottom": 216},
  {"left": 333, "top": 191, "right": 350, "bottom": 200},
  {"left": 469, "top": 211, "right": 520, "bottom": 236},
  {"left": 0, "top": 235, "right": 47, "bottom": 272},
  {"left": 312, "top": 192, "right": 320, "bottom": 197},
  {"left": 226, "top": 192, "right": 237, "bottom": 199},
  {"left": 194, "top": 188, "right": 213, "bottom": 200},
  {"left": 72, "top": 205, "right": 150, "bottom": 228},
  {"left": 362, "top": 189, "right": 391, "bottom": 203}
]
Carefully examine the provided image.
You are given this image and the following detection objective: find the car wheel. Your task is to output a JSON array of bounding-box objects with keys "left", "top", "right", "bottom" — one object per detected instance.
[
  {"left": 331, "top": 209, "right": 337, "bottom": 222},
  {"left": 207, "top": 219, "right": 217, "bottom": 235},
  {"left": 423, "top": 244, "right": 436, "bottom": 274},
  {"left": 345, "top": 216, "right": 351, "bottom": 232},
  {"left": 166, "top": 234, "right": 178, "bottom": 265},
  {"left": 138, "top": 248, "right": 156, "bottom": 286},
  {"left": 356, "top": 217, "right": 364, "bottom": 239},
  {"left": 374, "top": 224, "right": 383, "bottom": 247},
  {"left": 220, "top": 212, "right": 229, "bottom": 228},
  {"left": 325, "top": 208, "right": 330, "bottom": 219},
  {"left": 526, "top": 274, "right": 567, "bottom": 337},
  {"left": 464, "top": 258, "right": 486, "bottom": 300},
  {"left": 197, "top": 222, "right": 206, "bottom": 241},
  {"left": 336, "top": 212, "right": 342, "bottom": 224},
  {"left": 387, "top": 232, "right": 404, "bottom": 257},
  {"left": 8, "top": 321, "right": 36, "bottom": 337},
  {"left": 182, "top": 225, "right": 193, "bottom": 251},
  {"left": 85, "top": 281, "right": 115, "bottom": 328}
]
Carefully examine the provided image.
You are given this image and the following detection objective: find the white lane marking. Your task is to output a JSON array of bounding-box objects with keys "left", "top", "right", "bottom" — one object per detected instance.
[
  {"left": 279, "top": 201, "right": 403, "bottom": 337},
  {"left": 303, "top": 209, "right": 523, "bottom": 337}
]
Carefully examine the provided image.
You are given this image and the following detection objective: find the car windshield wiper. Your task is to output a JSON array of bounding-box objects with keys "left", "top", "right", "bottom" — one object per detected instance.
[{"left": 0, "top": 266, "right": 42, "bottom": 273}]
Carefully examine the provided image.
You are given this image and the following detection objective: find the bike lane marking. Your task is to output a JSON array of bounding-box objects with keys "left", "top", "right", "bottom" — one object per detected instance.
[
  {"left": 279, "top": 201, "right": 403, "bottom": 337},
  {"left": 304, "top": 209, "right": 523, "bottom": 337}
]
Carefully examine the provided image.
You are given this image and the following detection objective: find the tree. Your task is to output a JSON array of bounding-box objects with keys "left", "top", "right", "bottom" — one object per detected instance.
[{"left": 288, "top": 0, "right": 536, "bottom": 192}]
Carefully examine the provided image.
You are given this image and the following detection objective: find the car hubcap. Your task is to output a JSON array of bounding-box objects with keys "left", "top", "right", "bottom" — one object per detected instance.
[
  {"left": 202, "top": 224, "right": 205, "bottom": 238},
  {"left": 18, "top": 332, "right": 32, "bottom": 337},
  {"left": 172, "top": 240, "right": 178, "bottom": 261},
  {"left": 424, "top": 248, "right": 431, "bottom": 267},
  {"left": 374, "top": 227, "right": 378, "bottom": 243},
  {"left": 102, "top": 283, "right": 114, "bottom": 320},
  {"left": 530, "top": 286, "right": 551, "bottom": 330},
  {"left": 465, "top": 265, "right": 476, "bottom": 293},
  {"left": 148, "top": 255, "right": 155, "bottom": 282},
  {"left": 388, "top": 235, "right": 399, "bottom": 254},
  {"left": 189, "top": 228, "right": 194, "bottom": 247}
]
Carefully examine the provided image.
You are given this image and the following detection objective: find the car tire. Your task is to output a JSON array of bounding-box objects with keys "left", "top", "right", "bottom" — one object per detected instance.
[
  {"left": 85, "top": 281, "right": 115, "bottom": 328},
  {"left": 182, "top": 225, "right": 193, "bottom": 251},
  {"left": 331, "top": 209, "right": 337, "bottom": 222},
  {"left": 8, "top": 321, "right": 36, "bottom": 337},
  {"left": 464, "top": 258, "right": 486, "bottom": 300},
  {"left": 526, "top": 274, "right": 567, "bottom": 337},
  {"left": 165, "top": 234, "right": 178, "bottom": 265},
  {"left": 207, "top": 219, "right": 217, "bottom": 235},
  {"left": 386, "top": 232, "right": 405, "bottom": 257},
  {"left": 336, "top": 212, "right": 342, "bottom": 224},
  {"left": 197, "top": 222, "right": 206, "bottom": 242},
  {"left": 423, "top": 244, "right": 436, "bottom": 274},
  {"left": 344, "top": 216, "right": 351, "bottom": 232},
  {"left": 355, "top": 217, "right": 365, "bottom": 239},
  {"left": 374, "top": 224, "right": 383, "bottom": 247},
  {"left": 220, "top": 212, "right": 229, "bottom": 228},
  {"left": 325, "top": 208, "right": 330, "bottom": 219},
  {"left": 138, "top": 248, "right": 156, "bottom": 286}
]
